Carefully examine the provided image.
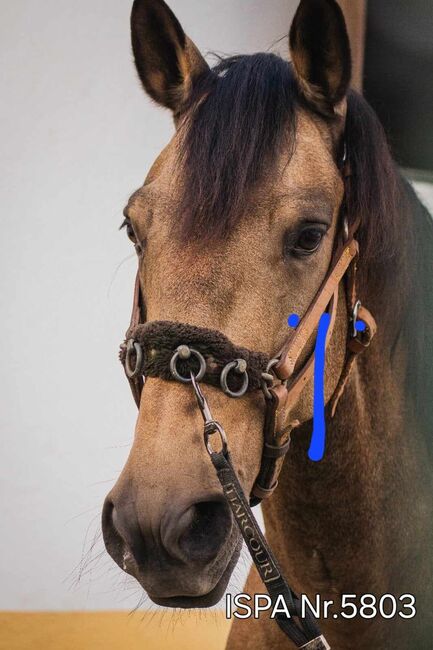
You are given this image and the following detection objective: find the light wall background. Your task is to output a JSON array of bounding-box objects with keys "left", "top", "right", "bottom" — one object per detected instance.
[
  {"left": 0, "top": 0, "right": 297, "bottom": 612},
  {"left": 1, "top": 0, "right": 432, "bottom": 614}
]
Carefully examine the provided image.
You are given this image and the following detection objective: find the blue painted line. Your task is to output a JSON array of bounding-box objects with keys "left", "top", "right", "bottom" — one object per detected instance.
[{"left": 308, "top": 312, "right": 332, "bottom": 462}]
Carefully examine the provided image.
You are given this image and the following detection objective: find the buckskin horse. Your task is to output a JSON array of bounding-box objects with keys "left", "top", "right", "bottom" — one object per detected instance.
[{"left": 101, "top": 0, "right": 433, "bottom": 647}]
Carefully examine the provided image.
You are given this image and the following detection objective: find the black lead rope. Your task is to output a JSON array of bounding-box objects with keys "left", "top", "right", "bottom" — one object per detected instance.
[
  {"left": 211, "top": 450, "right": 327, "bottom": 649},
  {"left": 187, "top": 372, "right": 330, "bottom": 650}
]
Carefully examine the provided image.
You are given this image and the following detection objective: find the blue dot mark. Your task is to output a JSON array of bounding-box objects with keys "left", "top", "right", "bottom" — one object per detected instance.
[
  {"left": 288, "top": 313, "right": 300, "bottom": 328},
  {"left": 355, "top": 320, "right": 366, "bottom": 333}
]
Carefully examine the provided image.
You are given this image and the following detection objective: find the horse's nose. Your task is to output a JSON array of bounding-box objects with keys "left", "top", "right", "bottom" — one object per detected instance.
[
  {"left": 102, "top": 494, "right": 233, "bottom": 568},
  {"left": 161, "top": 498, "right": 233, "bottom": 564}
]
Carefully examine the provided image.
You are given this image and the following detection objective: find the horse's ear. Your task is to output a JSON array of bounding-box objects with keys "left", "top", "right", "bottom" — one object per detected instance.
[
  {"left": 131, "top": 0, "right": 209, "bottom": 114},
  {"left": 289, "top": 0, "right": 352, "bottom": 117}
]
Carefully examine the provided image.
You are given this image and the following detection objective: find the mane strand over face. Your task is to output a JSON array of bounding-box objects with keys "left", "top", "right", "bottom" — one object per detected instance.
[
  {"left": 345, "top": 91, "right": 433, "bottom": 450},
  {"left": 176, "top": 53, "right": 299, "bottom": 241}
]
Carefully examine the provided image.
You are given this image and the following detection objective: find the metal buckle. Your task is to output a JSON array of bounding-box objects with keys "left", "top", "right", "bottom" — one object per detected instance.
[
  {"left": 220, "top": 359, "right": 249, "bottom": 398},
  {"left": 169, "top": 345, "right": 206, "bottom": 383}
]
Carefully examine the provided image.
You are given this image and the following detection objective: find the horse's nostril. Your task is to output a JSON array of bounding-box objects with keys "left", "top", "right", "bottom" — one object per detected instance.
[
  {"left": 103, "top": 492, "right": 232, "bottom": 572},
  {"left": 102, "top": 497, "right": 137, "bottom": 568},
  {"left": 102, "top": 496, "right": 149, "bottom": 570},
  {"left": 171, "top": 499, "right": 232, "bottom": 564},
  {"left": 102, "top": 498, "right": 125, "bottom": 558},
  {"left": 102, "top": 499, "right": 117, "bottom": 550}
]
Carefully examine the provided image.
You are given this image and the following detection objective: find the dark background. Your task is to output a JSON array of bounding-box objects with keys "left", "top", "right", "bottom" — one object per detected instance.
[{"left": 364, "top": 0, "right": 433, "bottom": 173}]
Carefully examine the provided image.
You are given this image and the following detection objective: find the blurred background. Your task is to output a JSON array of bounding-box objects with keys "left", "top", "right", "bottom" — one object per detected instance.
[
  {"left": 364, "top": 1, "right": 433, "bottom": 175},
  {"left": 0, "top": 1, "right": 432, "bottom": 649}
]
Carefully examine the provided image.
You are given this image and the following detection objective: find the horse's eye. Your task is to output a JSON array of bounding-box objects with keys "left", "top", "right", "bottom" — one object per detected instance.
[
  {"left": 120, "top": 218, "right": 144, "bottom": 255},
  {"left": 121, "top": 218, "right": 138, "bottom": 243},
  {"left": 126, "top": 222, "right": 137, "bottom": 243},
  {"left": 293, "top": 226, "right": 326, "bottom": 256}
]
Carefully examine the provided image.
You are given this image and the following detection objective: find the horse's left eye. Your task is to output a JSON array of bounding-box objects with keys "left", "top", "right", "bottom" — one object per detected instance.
[{"left": 293, "top": 227, "right": 326, "bottom": 256}]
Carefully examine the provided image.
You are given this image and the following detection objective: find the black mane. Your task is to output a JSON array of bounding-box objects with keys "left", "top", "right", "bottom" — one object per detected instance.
[{"left": 345, "top": 91, "right": 433, "bottom": 445}]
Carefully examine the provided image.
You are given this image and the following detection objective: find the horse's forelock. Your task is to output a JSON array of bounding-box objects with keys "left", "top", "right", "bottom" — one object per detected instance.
[{"left": 176, "top": 53, "right": 298, "bottom": 240}]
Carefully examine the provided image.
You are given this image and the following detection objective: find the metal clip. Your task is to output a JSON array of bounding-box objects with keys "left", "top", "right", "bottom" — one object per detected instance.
[{"left": 190, "top": 373, "right": 228, "bottom": 456}]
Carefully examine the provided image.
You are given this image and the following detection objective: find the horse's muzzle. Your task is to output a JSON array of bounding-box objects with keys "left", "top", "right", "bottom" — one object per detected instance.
[{"left": 101, "top": 490, "right": 239, "bottom": 606}]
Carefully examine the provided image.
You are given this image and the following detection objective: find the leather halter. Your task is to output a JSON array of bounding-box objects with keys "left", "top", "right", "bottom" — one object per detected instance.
[
  {"left": 120, "top": 175, "right": 377, "bottom": 505},
  {"left": 251, "top": 223, "right": 376, "bottom": 502}
]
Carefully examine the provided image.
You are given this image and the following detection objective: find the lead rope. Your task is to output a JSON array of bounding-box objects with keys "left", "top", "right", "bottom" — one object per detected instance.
[{"left": 187, "top": 372, "right": 330, "bottom": 650}]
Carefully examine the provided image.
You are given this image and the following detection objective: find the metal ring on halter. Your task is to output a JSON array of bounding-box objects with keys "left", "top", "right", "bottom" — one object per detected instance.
[
  {"left": 220, "top": 359, "right": 249, "bottom": 398},
  {"left": 204, "top": 420, "right": 228, "bottom": 456},
  {"left": 125, "top": 339, "right": 143, "bottom": 379},
  {"left": 341, "top": 141, "right": 348, "bottom": 164},
  {"left": 342, "top": 216, "right": 349, "bottom": 243},
  {"left": 261, "top": 358, "right": 280, "bottom": 400},
  {"left": 170, "top": 345, "right": 206, "bottom": 384},
  {"left": 352, "top": 300, "right": 362, "bottom": 337}
]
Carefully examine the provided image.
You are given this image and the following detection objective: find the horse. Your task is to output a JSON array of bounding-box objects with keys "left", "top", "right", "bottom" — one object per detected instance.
[{"left": 102, "top": 0, "right": 433, "bottom": 647}]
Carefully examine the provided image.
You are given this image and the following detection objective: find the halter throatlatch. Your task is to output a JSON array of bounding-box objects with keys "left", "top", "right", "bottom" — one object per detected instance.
[{"left": 118, "top": 206, "right": 377, "bottom": 650}]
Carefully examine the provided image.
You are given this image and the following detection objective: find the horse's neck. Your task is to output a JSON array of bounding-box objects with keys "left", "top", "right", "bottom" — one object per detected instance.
[{"left": 261, "top": 334, "right": 433, "bottom": 645}]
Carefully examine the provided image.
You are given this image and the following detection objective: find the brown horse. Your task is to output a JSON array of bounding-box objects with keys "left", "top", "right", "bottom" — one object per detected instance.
[{"left": 102, "top": 0, "right": 433, "bottom": 647}]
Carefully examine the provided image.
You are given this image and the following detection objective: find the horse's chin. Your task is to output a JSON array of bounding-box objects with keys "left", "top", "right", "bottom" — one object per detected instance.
[
  {"left": 139, "top": 540, "right": 242, "bottom": 609},
  {"left": 149, "top": 561, "right": 235, "bottom": 609}
]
